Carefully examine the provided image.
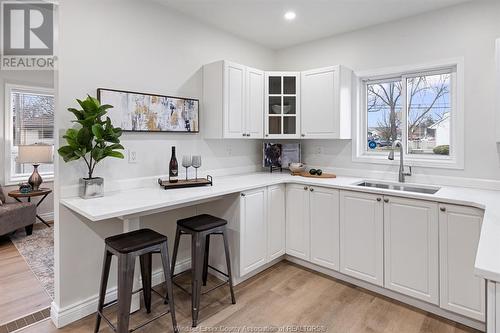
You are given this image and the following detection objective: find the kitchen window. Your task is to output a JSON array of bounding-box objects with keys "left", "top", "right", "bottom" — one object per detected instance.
[
  {"left": 354, "top": 60, "right": 464, "bottom": 169},
  {"left": 4, "top": 84, "right": 55, "bottom": 183}
]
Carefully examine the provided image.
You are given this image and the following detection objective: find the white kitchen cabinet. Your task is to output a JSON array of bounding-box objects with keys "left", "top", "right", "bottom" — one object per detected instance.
[
  {"left": 439, "top": 204, "right": 485, "bottom": 321},
  {"left": 339, "top": 191, "right": 384, "bottom": 286},
  {"left": 265, "top": 72, "right": 301, "bottom": 139},
  {"left": 246, "top": 67, "right": 265, "bottom": 138},
  {"left": 383, "top": 196, "right": 439, "bottom": 304},
  {"left": 301, "top": 66, "right": 353, "bottom": 139},
  {"left": 240, "top": 188, "right": 268, "bottom": 276},
  {"left": 203, "top": 60, "right": 264, "bottom": 139},
  {"left": 285, "top": 184, "right": 310, "bottom": 260},
  {"left": 310, "top": 186, "right": 340, "bottom": 270},
  {"left": 267, "top": 184, "right": 286, "bottom": 261}
]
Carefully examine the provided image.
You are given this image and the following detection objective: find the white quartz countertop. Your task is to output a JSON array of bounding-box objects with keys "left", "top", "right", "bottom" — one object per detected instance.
[{"left": 60, "top": 172, "right": 500, "bottom": 282}]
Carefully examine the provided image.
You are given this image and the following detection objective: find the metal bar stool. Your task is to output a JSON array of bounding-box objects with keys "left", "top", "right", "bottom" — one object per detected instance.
[
  {"left": 170, "top": 214, "right": 236, "bottom": 327},
  {"left": 94, "top": 228, "right": 178, "bottom": 333}
]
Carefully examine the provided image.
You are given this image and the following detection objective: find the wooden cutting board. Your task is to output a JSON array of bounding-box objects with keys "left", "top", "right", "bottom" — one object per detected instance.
[{"left": 291, "top": 171, "right": 336, "bottom": 179}]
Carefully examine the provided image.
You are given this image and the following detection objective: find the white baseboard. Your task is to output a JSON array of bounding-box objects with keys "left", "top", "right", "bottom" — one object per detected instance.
[{"left": 50, "top": 258, "right": 191, "bottom": 328}]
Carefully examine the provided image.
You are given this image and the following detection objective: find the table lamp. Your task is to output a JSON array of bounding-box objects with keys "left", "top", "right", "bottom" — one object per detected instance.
[{"left": 17, "top": 144, "right": 54, "bottom": 191}]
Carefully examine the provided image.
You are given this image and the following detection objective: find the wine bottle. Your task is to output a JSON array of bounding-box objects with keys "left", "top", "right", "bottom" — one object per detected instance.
[{"left": 169, "top": 146, "right": 178, "bottom": 183}]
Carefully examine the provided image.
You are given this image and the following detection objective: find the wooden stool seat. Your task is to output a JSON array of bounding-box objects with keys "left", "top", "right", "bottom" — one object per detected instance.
[
  {"left": 106, "top": 229, "right": 167, "bottom": 253},
  {"left": 177, "top": 214, "right": 227, "bottom": 231}
]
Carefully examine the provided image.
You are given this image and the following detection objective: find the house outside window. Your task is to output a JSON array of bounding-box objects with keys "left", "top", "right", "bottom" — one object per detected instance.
[
  {"left": 4, "top": 84, "right": 55, "bottom": 184},
  {"left": 354, "top": 60, "right": 464, "bottom": 169}
]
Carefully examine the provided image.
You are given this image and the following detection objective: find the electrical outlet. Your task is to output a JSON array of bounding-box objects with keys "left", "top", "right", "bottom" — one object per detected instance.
[
  {"left": 128, "top": 150, "right": 138, "bottom": 163},
  {"left": 316, "top": 146, "right": 323, "bottom": 154}
]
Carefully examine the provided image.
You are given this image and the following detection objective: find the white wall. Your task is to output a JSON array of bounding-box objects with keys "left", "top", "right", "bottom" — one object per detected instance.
[
  {"left": 0, "top": 70, "right": 54, "bottom": 218},
  {"left": 276, "top": 0, "right": 500, "bottom": 184},
  {"left": 55, "top": 0, "right": 275, "bottom": 318}
]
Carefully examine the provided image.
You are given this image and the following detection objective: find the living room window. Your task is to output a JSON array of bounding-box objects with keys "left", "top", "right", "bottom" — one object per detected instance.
[
  {"left": 4, "top": 84, "right": 55, "bottom": 183},
  {"left": 354, "top": 60, "right": 464, "bottom": 169}
]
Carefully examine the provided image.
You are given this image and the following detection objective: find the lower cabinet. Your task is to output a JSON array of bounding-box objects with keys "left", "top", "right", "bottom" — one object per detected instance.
[
  {"left": 310, "top": 186, "right": 340, "bottom": 270},
  {"left": 384, "top": 196, "right": 439, "bottom": 305},
  {"left": 240, "top": 187, "right": 268, "bottom": 276},
  {"left": 285, "top": 184, "right": 311, "bottom": 260},
  {"left": 339, "top": 191, "right": 384, "bottom": 286},
  {"left": 268, "top": 184, "right": 286, "bottom": 261},
  {"left": 240, "top": 185, "right": 286, "bottom": 276},
  {"left": 439, "top": 204, "right": 485, "bottom": 321}
]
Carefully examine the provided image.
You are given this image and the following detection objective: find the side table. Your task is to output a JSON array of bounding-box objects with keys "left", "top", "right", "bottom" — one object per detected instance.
[{"left": 8, "top": 188, "right": 52, "bottom": 234}]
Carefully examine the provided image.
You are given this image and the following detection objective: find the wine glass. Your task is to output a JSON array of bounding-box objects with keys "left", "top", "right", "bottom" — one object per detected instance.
[
  {"left": 182, "top": 155, "right": 191, "bottom": 180},
  {"left": 192, "top": 155, "right": 201, "bottom": 180}
]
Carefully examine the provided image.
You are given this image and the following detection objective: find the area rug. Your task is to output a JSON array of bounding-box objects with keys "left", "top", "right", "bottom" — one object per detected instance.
[{"left": 10, "top": 226, "right": 54, "bottom": 300}]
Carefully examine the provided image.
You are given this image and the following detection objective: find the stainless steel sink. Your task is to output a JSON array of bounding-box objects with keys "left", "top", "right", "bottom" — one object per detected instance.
[{"left": 356, "top": 181, "right": 440, "bottom": 195}]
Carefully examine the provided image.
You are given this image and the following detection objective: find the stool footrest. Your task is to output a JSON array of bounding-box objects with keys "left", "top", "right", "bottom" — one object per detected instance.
[{"left": 173, "top": 277, "right": 230, "bottom": 296}]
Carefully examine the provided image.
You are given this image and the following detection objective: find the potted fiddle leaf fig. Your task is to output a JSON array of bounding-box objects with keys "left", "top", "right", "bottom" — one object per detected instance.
[{"left": 58, "top": 95, "right": 124, "bottom": 199}]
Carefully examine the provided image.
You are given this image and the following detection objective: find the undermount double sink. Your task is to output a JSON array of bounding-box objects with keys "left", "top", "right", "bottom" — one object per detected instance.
[{"left": 355, "top": 180, "right": 440, "bottom": 195}]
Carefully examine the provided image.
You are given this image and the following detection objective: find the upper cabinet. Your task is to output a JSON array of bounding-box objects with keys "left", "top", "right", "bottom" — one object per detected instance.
[
  {"left": 203, "top": 61, "right": 355, "bottom": 140},
  {"left": 203, "top": 61, "right": 264, "bottom": 139},
  {"left": 301, "top": 66, "right": 354, "bottom": 139},
  {"left": 265, "top": 72, "right": 301, "bottom": 139}
]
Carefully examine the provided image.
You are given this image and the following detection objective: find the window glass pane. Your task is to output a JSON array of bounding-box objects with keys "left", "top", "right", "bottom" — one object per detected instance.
[
  {"left": 11, "top": 90, "right": 55, "bottom": 177},
  {"left": 366, "top": 80, "right": 402, "bottom": 152},
  {"left": 283, "top": 96, "right": 295, "bottom": 114},
  {"left": 283, "top": 116, "right": 296, "bottom": 134},
  {"left": 283, "top": 76, "right": 296, "bottom": 94},
  {"left": 268, "top": 116, "right": 281, "bottom": 134},
  {"left": 269, "top": 76, "right": 281, "bottom": 94},
  {"left": 407, "top": 73, "right": 451, "bottom": 155}
]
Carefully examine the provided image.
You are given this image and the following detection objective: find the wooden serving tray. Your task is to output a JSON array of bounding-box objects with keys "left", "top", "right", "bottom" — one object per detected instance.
[
  {"left": 158, "top": 175, "right": 213, "bottom": 189},
  {"left": 291, "top": 171, "right": 336, "bottom": 179}
]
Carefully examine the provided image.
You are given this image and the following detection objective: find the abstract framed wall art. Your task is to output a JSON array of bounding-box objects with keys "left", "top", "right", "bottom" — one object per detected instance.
[{"left": 97, "top": 88, "right": 199, "bottom": 133}]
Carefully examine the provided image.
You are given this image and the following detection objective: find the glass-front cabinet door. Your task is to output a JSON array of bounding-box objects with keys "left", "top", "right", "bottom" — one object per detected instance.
[{"left": 265, "top": 72, "right": 300, "bottom": 138}]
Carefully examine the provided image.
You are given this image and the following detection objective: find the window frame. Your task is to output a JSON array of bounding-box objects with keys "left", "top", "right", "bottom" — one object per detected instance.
[
  {"left": 4, "top": 83, "right": 55, "bottom": 185},
  {"left": 353, "top": 59, "right": 464, "bottom": 169}
]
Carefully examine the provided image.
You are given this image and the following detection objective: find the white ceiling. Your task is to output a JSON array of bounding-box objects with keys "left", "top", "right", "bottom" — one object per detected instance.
[{"left": 154, "top": 0, "right": 474, "bottom": 49}]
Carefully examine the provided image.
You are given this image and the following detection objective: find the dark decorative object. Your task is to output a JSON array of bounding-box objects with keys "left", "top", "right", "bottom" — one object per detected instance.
[
  {"left": 19, "top": 183, "right": 32, "bottom": 194},
  {"left": 97, "top": 88, "right": 199, "bottom": 133},
  {"left": 263, "top": 143, "right": 282, "bottom": 173}
]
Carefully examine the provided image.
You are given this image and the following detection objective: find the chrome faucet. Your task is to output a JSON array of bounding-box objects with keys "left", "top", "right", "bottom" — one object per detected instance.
[{"left": 388, "top": 140, "right": 412, "bottom": 183}]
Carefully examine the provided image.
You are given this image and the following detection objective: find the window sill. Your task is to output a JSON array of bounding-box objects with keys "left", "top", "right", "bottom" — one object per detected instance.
[{"left": 353, "top": 154, "right": 464, "bottom": 170}]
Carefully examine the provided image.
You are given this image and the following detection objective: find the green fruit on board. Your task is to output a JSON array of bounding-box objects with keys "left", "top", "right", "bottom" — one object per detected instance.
[
  {"left": 309, "top": 169, "right": 317, "bottom": 175},
  {"left": 316, "top": 169, "right": 323, "bottom": 176}
]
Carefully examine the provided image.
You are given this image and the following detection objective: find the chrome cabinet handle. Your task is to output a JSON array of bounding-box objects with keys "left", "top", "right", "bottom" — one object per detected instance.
[
  {"left": 384, "top": 198, "right": 389, "bottom": 203},
  {"left": 241, "top": 193, "right": 246, "bottom": 197},
  {"left": 247, "top": 133, "right": 250, "bottom": 137},
  {"left": 265, "top": 134, "right": 269, "bottom": 137},
  {"left": 304, "top": 186, "right": 308, "bottom": 191},
  {"left": 242, "top": 133, "right": 246, "bottom": 137},
  {"left": 301, "top": 134, "right": 305, "bottom": 137},
  {"left": 376, "top": 197, "right": 381, "bottom": 202},
  {"left": 440, "top": 207, "right": 446, "bottom": 212},
  {"left": 310, "top": 188, "right": 314, "bottom": 192}
]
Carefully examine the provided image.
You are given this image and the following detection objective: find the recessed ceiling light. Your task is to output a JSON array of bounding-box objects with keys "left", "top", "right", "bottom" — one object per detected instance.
[{"left": 284, "top": 11, "right": 296, "bottom": 21}]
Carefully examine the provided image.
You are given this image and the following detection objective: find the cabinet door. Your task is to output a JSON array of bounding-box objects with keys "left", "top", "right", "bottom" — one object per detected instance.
[
  {"left": 339, "top": 191, "right": 383, "bottom": 286},
  {"left": 310, "top": 186, "right": 340, "bottom": 270},
  {"left": 440, "top": 204, "right": 485, "bottom": 321},
  {"left": 265, "top": 72, "right": 300, "bottom": 139},
  {"left": 224, "top": 62, "right": 245, "bottom": 138},
  {"left": 301, "top": 67, "right": 338, "bottom": 139},
  {"left": 384, "top": 196, "right": 439, "bottom": 304},
  {"left": 267, "top": 184, "right": 286, "bottom": 261},
  {"left": 286, "top": 184, "right": 310, "bottom": 260},
  {"left": 240, "top": 188, "right": 267, "bottom": 276},
  {"left": 246, "top": 67, "right": 264, "bottom": 138}
]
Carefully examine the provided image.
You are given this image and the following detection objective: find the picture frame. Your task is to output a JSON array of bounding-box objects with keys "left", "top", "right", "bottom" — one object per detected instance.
[{"left": 97, "top": 88, "right": 199, "bottom": 133}]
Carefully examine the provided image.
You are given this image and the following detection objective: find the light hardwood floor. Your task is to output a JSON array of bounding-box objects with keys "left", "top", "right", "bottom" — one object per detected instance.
[
  {"left": 0, "top": 226, "right": 52, "bottom": 326},
  {"left": 18, "top": 261, "right": 479, "bottom": 333}
]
